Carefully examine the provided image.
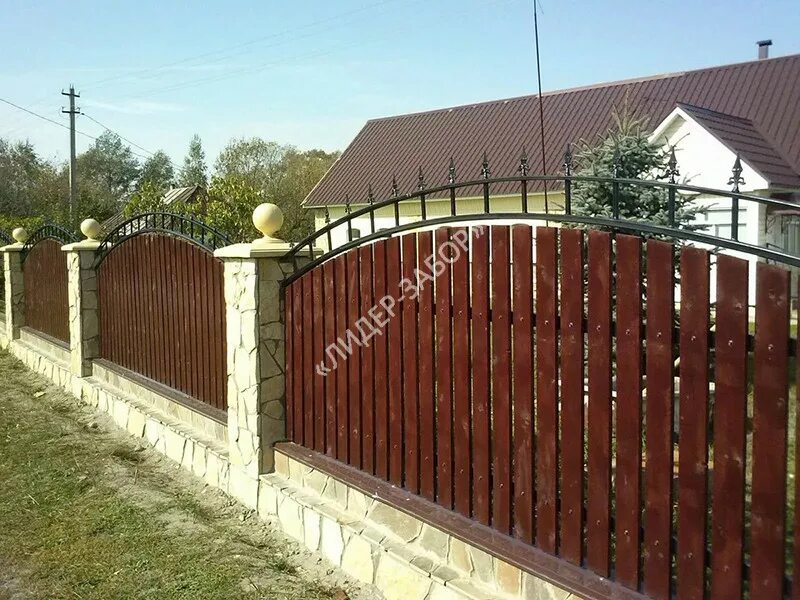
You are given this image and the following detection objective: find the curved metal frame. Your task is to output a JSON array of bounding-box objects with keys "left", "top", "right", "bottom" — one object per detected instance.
[
  {"left": 283, "top": 172, "right": 800, "bottom": 285},
  {"left": 94, "top": 212, "right": 233, "bottom": 266},
  {"left": 21, "top": 224, "right": 79, "bottom": 263}
]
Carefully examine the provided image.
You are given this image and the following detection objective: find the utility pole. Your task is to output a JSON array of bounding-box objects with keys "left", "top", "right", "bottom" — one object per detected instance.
[{"left": 61, "top": 85, "right": 80, "bottom": 223}]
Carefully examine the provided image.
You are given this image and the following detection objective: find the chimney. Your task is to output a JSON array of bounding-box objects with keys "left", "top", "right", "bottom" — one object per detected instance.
[{"left": 757, "top": 39, "right": 772, "bottom": 59}]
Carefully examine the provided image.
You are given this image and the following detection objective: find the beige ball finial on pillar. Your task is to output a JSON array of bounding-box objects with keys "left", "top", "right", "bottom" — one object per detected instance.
[
  {"left": 12, "top": 227, "right": 28, "bottom": 244},
  {"left": 80, "top": 218, "right": 102, "bottom": 241},
  {"left": 252, "top": 203, "right": 285, "bottom": 247}
]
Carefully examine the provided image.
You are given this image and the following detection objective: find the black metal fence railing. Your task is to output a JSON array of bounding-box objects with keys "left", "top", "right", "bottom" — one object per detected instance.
[
  {"left": 94, "top": 212, "right": 233, "bottom": 266},
  {"left": 20, "top": 224, "right": 79, "bottom": 263},
  {"left": 283, "top": 153, "right": 800, "bottom": 285}
]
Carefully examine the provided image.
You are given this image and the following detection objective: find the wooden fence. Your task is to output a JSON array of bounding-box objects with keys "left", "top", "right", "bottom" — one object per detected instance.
[
  {"left": 284, "top": 224, "right": 799, "bottom": 599},
  {"left": 23, "top": 238, "right": 70, "bottom": 343},
  {"left": 98, "top": 233, "right": 227, "bottom": 413}
]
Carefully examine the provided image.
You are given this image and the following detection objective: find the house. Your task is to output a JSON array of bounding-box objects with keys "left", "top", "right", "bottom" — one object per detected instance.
[
  {"left": 101, "top": 185, "right": 207, "bottom": 234},
  {"left": 303, "top": 49, "right": 800, "bottom": 301}
]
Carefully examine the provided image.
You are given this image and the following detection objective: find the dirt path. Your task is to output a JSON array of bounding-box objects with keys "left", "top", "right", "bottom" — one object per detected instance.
[{"left": 0, "top": 351, "right": 381, "bottom": 600}]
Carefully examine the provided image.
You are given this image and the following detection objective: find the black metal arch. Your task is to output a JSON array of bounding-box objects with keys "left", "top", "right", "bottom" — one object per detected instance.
[
  {"left": 93, "top": 212, "right": 233, "bottom": 266},
  {"left": 21, "top": 224, "right": 79, "bottom": 262},
  {"left": 282, "top": 167, "right": 800, "bottom": 286}
]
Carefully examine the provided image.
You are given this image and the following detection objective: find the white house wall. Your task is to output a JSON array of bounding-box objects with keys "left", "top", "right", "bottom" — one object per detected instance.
[{"left": 653, "top": 109, "right": 771, "bottom": 305}]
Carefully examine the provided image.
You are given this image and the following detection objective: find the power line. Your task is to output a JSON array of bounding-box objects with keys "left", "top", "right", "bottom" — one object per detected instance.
[
  {"left": 81, "top": 0, "right": 404, "bottom": 93},
  {"left": 0, "top": 95, "right": 99, "bottom": 142},
  {"left": 105, "top": 0, "right": 518, "bottom": 102},
  {"left": 81, "top": 114, "right": 155, "bottom": 157},
  {"left": 0, "top": 95, "right": 168, "bottom": 165}
]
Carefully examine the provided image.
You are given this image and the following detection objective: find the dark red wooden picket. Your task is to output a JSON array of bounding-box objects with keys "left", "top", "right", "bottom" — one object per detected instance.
[
  {"left": 749, "top": 264, "right": 790, "bottom": 599},
  {"left": 512, "top": 225, "right": 534, "bottom": 544},
  {"left": 434, "top": 228, "right": 453, "bottom": 510},
  {"left": 386, "top": 237, "right": 403, "bottom": 487},
  {"left": 283, "top": 225, "right": 800, "bottom": 600},
  {"left": 471, "top": 227, "right": 491, "bottom": 526},
  {"left": 710, "top": 255, "right": 748, "bottom": 600},
  {"left": 535, "top": 226, "right": 558, "bottom": 553},
  {"left": 323, "top": 260, "right": 337, "bottom": 458},
  {"left": 559, "top": 227, "right": 585, "bottom": 565},
  {"left": 491, "top": 226, "right": 512, "bottom": 535},
  {"left": 402, "top": 233, "right": 420, "bottom": 494},
  {"left": 452, "top": 227, "right": 471, "bottom": 516},
  {"left": 98, "top": 233, "right": 226, "bottom": 412},
  {"left": 676, "top": 248, "right": 710, "bottom": 600},
  {"left": 643, "top": 240, "right": 675, "bottom": 600},
  {"left": 23, "top": 239, "right": 69, "bottom": 343},
  {"left": 358, "top": 245, "right": 375, "bottom": 475},
  {"left": 614, "top": 234, "right": 642, "bottom": 588},
  {"left": 417, "top": 231, "right": 436, "bottom": 501},
  {"left": 587, "top": 230, "right": 612, "bottom": 576}
]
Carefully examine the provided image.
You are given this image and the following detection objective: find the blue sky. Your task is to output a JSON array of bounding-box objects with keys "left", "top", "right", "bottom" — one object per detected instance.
[{"left": 1, "top": 0, "right": 798, "bottom": 167}]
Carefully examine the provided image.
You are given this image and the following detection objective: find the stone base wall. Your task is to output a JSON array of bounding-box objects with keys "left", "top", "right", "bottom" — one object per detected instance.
[
  {"left": 9, "top": 335, "right": 74, "bottom": 392},
  {"left": 73, "top": 374, "right": 231, "bottom": 491},
  {"left": 91, "top": 361, "right": 228, "bottom": 445},
  {"left": 6, "top": 338, "right": 232, "bottom": 494},
  {"left": 259, "top": 449, "right": 577, "bottom": 600}
]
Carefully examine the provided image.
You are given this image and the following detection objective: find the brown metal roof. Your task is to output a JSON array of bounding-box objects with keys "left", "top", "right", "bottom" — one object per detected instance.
[
  {"left": 677, "top": 103, "right": 800, "bottom": 189},
  {"left": 304, "top": 54, "right": 800, "bottom": 207}
]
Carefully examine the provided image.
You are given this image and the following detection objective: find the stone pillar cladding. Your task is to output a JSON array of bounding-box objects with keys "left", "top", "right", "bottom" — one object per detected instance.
[
  {"left": 62, "top": 241, "right": 101, "bottom": 379},
  {"left": 214, "top": 240, "right": 311, "bottom": 509},
  {"left": 2, "top": 242, "right": 25, "bottom": 341}
]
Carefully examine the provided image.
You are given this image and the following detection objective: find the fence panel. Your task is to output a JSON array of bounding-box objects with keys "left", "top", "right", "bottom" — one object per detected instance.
[
  {"left": 98, "top": 233, "right": 226, "bottom": 412},
  {"left": 23, "top": 239, "right": 69, "bottom": 343},
  {"left": 285, "top": 225, "right": 800, "bottom": 600}
]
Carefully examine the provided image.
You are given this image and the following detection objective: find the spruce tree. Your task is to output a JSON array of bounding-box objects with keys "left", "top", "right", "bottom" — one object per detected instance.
[
  {"left": 178, "top": 134, "right": 208, "bottom": 189},
  {"left": 571, "top": 109, "right": 704, "bottom": 235}
]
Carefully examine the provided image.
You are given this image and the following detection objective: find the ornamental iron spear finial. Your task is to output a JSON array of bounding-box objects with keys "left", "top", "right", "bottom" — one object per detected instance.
[
  {"left": 391, "top": 175, "right": 399, "bottom": 198},
  {"left": 418, "top": 166, "right": 426, "bottom": 190},
  {"left": 481, "top": 152, "right": 491, "bottom": 179},
  {"left": 324, "top": 206, "right": 331, "bottom": 224},
  {"left": 519, "top": 147, "right": 529, "bottom": 176},
  {"left": 728, "top": 155, "right": 745, "bottom": 192},
  {"left": 563, "top": 143, "right": 573, "bottom": 176},
  {"left": 344, "top": 194, "right": 351, "bottom": 214},
  {"left": 367, "top": 184, "right": 375, "bottom": 204},
  {"left": 448, "top": 158, "right": 456, "bottom": 184},
  {"left": 667, "top": 146, "right": 679, "bottom": 183}
]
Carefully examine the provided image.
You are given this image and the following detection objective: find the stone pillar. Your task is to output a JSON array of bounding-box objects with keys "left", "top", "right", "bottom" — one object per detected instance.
[
  {"left": 215, "top": 203, "right": 313, "bottom": 509},
  {"left": 62, "top": 219, "right": 102, "bottom": 378},
  {"left": 2, "top": 228, "right": 30, "bottom": 340}
]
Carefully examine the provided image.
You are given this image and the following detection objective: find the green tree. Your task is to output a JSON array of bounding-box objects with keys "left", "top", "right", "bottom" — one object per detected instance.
[
  {"left": 192, "top": 175, "right": 265, "bottom": 242},
  {"left": 78, "top": 131, "right": 140, "bottom": 198},
  {"left": 0, "top": 138, "right": 71, "bottom": 227},
  {"left": 210, "top": 138, "right": 337, "bottom": 242},
  {"left": 214, "top": 137, "right": 286, "bottom": 193},
  {"left": 139, "top": 150, "right": 175, "bottom": 192},
  {"left": 124, "top": 181, "right": 169, "bottom": 216},
  {"left": 271, "top": 148, "right": 338, "bottom": 241},
  {"left": 571, "top": 109, "right": 704, "bottom": 233},
  {"left": 178, "top": 134, "right": 208, "bottom": 188}
]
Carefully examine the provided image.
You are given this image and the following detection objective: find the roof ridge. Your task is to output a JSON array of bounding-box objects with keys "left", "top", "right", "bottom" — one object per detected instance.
[
  {"left": 367, "top": 53, "right": 800, "bottom": 124},
  {"left": 676, "top": 102, "right": 755, "bottom": 124}
]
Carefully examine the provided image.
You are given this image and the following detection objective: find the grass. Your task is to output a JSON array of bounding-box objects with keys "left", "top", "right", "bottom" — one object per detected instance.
[{"left": 0, "top": 350, "right": 364, "bottom": 600}]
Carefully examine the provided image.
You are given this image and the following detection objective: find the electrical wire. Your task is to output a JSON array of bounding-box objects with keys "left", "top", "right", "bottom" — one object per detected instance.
[
  {"left": 0, "top": 96, "right": 99, "bottom": 142},
  {"left": 0, "top": 95, "right": 170, "bottom": 164},
  {"left": 81, "top": 0, "right": 405, "bottom": 92}
]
